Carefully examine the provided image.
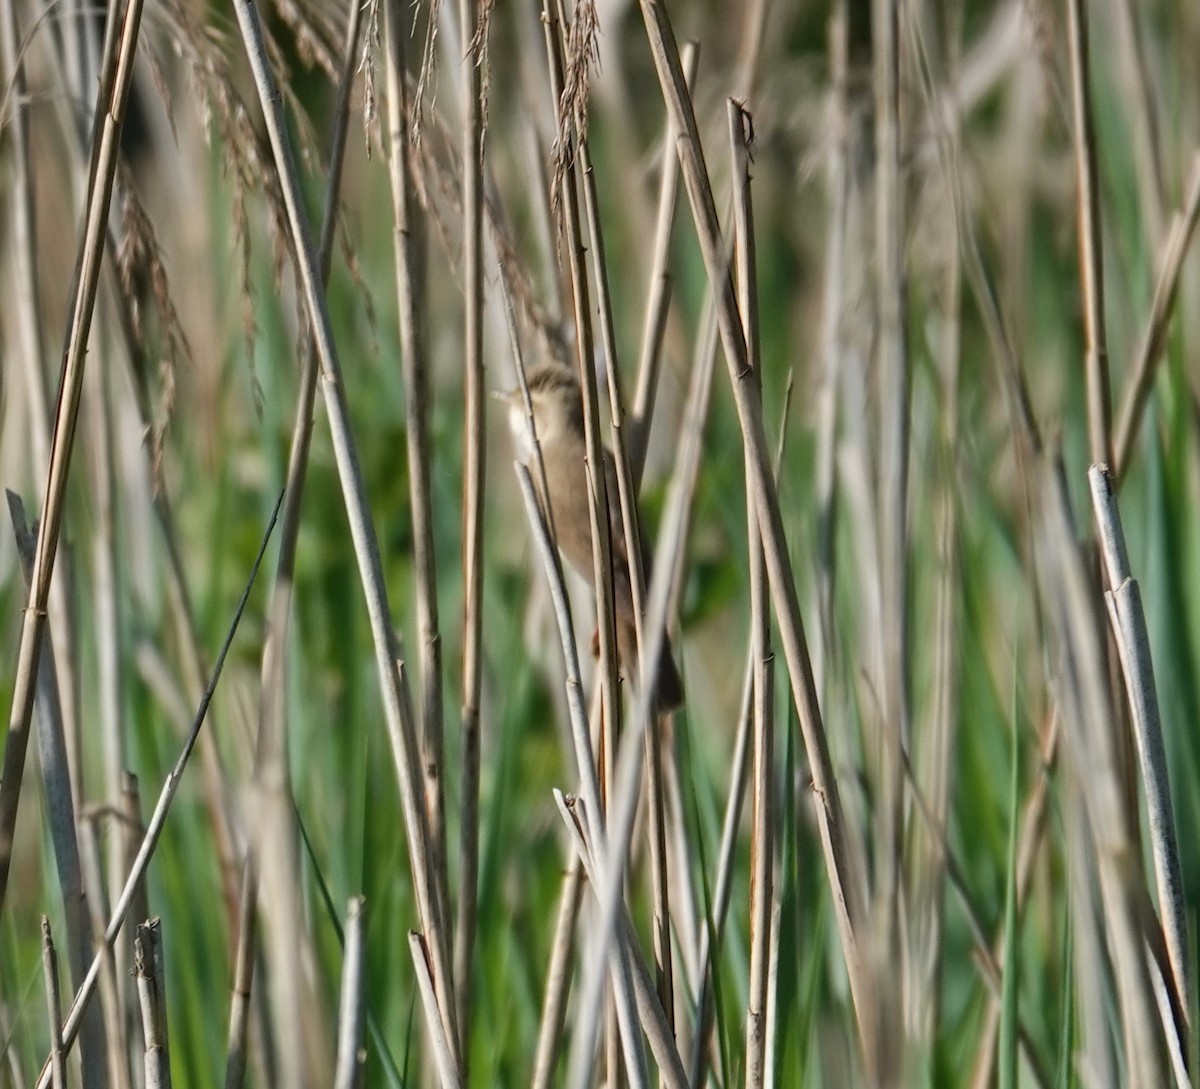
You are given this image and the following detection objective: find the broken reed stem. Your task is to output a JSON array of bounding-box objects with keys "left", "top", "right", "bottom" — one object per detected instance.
[
  {"left": 33, "top": 493, "right": 282, "bottom": 1089},
  {"left": 294, "top": 815, "right": 408, "bottom": 1089},
  {"left": 635, "top": 0, "right": 871, "bottom": 1060},
  {"left": 455, "top": 0, "right": 488, "bottom": 1055},
  {"left": 333, "top": 899, "right": 367, "bottom": 1089},
  {"left": 1112, "top": 150, "right": 1200, "bottom": 480},
  {"left": 630, "top": 39, "right": 698, "bottom": 485},
  {"left": 42, "top": 919, "right": 65, "bottom": 1089},
  {"left": 1066, "top": 0, "right": 1113, "bottom": 468},
  {"left": 411, "top": 931, "right": 463, "bottom": 1089},
  {"left": 1088, "top": 465, "right": 1189, "bottom": 1033},
  {"left": 77, "top": 819, "right": 131, "bottom": 1089},
  {"left": 228, "top": 0, "right": 460, "bottom": 1064},
  {"left": 0, "top": 0, "right": 146, "bottom": 924},
  {"left": 530, "top": 853, "right": 586, "bottom": 1089},
  {"left": 225, "top": 7, "right": 364, "bottom": 1084},
  {"left": 134, "top": 921, "right": 171, "bottom": 1089},
  {"left": 553, "top": 793, "right": 690, "bottom": 1089},
  {"left": 729, "top": 100, "right": 773, "bottom": 1089},
  {"left": 383, "top": 0, "right": 450, "bottom": 1025}
]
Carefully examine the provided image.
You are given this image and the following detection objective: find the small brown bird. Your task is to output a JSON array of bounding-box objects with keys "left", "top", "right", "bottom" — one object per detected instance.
[{"left": 497, "top": 362, "right": 684, "bottom": 712}]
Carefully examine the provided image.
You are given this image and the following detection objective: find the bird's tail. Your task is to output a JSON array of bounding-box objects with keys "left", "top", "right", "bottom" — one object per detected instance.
[{"left": 618, "top": 621, "right": 684, "bottom": 713}]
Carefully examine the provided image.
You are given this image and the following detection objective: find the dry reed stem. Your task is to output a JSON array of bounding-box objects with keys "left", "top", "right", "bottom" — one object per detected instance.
[
  {"left": 1113, "top": 151, "right": 1200, "bottom": 481},
  {"left": 293, "top": 822, "right": 407, "bottom": 1089},
  {"left": 41, "top": 919, "right": 65, "bottom": 1089},
  {"left": 333, "top": 899, "right": 367, "bottom": 1089},
  {"left": 530, "top": 854, "right": 585, "bottom": 1089},
  {"left": 0, "top": 0, "right": 146, "bottom": 924},
  {"left": 1066, "top": 0, "right": 1113, "bottom": 468},
  {"left": 120, "top": 773, "right": 152, "bottom": 1077},
  {"left": 383, "top": 0, "right": 449, "bottom": 1020},
  {"left": 134, "top": 922, "right": 171, "bottom": 1089},
  {"left": 635, "top": 0, "right": 873, "bottom": 1062},
  {"left": 455, "top": 0, "right": 488, "bottom": 1056},
  {"left": 1039, "top": 461, "right": 1168, "bottom": 1086},
  {"left": 729, "top": 100, "right": 773, "bottom": 1089},
  {"left": 228, "top": 0, "right": 460, "bottom": 1061},
  {"left": 630, "top": 40, "right": 697, "bottom": 484},
  {"left": 32, "top": 492, "right": 283, "bottom": 1089},
  {"left": 77, "top": 819, "right": 131, "bottom": 1089},
  {"left": 1089, "top": 465, "right": 1189, "bottom": 1034},
  {"left": 411, "top": 932, "right": 462, "bottom": 1089}
]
